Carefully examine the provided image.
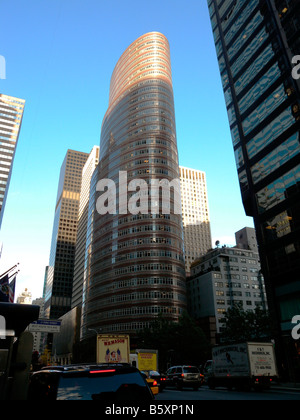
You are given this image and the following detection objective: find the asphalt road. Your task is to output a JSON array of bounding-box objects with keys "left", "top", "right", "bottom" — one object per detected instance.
[{"left": 155, "top": 385, "right": 300, "bottom": 400}]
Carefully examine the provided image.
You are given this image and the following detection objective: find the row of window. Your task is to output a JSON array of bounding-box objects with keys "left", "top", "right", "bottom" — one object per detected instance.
[
  {"left": 115, "top": 250, "right": 183, "bottom": 263},
  {"left": 99, "top": 322, "right": 152, "bottom": 333},
  {"left": 121, "top": 136, "right": 172, "bottom": 152},
  {"left": 213, "top": 273, "right": 260, "bottom": 281},
  {"left": 223, "top": 266, "right": 259, "bottom": 272},
  {"left": 83, "top": 277, "right": 186, "bottom": 304},
  {"left": 217, "top": 299, "right": 263, "bottom": 306},
  {"left": 121, "top": 146, "right": 175, "bottom": 162},
  {"left": 113, "top": 263, "right": 182, "bottom": 275},
  {"left": 98, "top": 158, "right": 176, "bottom": 182},
  {"left": 89, "top": 305, "right": 182, "bottom": 320},
  {"left": 216, "top": 290, "right": 264, "bottom": 298},
  {"left": 215, "top": 281, "right": 262, "bottom": 289},
  {"left": 118, "top": 224, "right": 179, "bottom": 236},
  {"left": 114, "top": 277, "right": 185, "bottom": 288},
  {"left": 84, "top": 291, "right": 186, "bottom": 313},
  {"left": 216, "top": 301, "right": 264, "bottom": 314},
  {"left": 0, "top": 135, "right": 16, "bottom": 142}
]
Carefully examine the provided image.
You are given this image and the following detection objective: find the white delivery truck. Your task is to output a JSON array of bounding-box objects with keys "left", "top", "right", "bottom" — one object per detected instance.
[
  {"left": 129, "top": 349, "right": 158, "bottom": 372},
  {"left": 207, "top": 342, "right": 278, "bottom": 390}
]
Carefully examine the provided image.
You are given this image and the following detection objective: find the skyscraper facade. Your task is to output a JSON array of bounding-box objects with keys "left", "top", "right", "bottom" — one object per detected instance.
[
  {"left": 208, "top": 0, "right": 300, "bottom": 378},
  {"left": 81, "top": 32, "right": 187, "bottom": 339},
  {"left": 187, "top": 244, "right": 267, "bottom": 343},
  {"left": 180, "top": 166, "right": 212, "bottom": 275},
  {"left": 72, "top": 146, "right": 99, "bottom": 309},
  {"left": 45, "top": 149, "right": 88, "bottom": 319},
  {"left": 0, "top": 94, "right": 25, "bottom": 229}
]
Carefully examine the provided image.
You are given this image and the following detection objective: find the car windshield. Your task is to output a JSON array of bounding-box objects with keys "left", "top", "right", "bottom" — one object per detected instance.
[
  {"left": 183, "top": 367, "right": 199, "bottom": 374},
  {"left": 57, "top": 371, "right": 151, "bottom": 401},
  {"left": 149, "top": 371, "right": 160, "bottom": 376}
]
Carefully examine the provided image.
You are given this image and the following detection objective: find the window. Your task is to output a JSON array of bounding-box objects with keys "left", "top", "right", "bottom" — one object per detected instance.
[{"left": 216, "top": 299, "right": 225, "bottom": 305}]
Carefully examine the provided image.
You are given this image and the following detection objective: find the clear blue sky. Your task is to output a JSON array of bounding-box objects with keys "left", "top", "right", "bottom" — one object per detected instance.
[{"left": 0, "top": 0, "right": 253, "bottom": 299}]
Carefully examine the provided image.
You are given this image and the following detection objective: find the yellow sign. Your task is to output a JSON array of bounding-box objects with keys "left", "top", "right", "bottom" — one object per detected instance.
[{"left": 137, "top": 352, "right": 157, "bottom": 371}]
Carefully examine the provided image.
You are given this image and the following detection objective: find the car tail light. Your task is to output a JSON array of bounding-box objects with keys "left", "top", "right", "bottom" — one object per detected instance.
[
  {"left": 90, "top": 369, "right": 116, "bottom": 374},
  {"left": 162, "top": 378, "right": 166, "bottom": 381},
  {"left": 181, "top": 373, "right": 184, "bottom": 377},
  {"left": 153, "top": 380, "right": 158, "bottom": 386}
]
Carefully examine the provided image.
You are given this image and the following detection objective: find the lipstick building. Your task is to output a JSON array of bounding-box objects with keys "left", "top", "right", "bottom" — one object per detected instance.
[{"left": 81, "top": 32, "right": 186, "bottom": 339}]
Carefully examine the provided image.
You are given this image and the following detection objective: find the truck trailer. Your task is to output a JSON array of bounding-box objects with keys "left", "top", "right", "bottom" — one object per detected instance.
[
  {"left": 129, "top": 349, "right": 158, "bottom": 372},
  {"left": 96, "top": 334, "right": 130, "bottom": 364},
  {"left": 206, "top": 342, "right": 278, "bottom": 390}
]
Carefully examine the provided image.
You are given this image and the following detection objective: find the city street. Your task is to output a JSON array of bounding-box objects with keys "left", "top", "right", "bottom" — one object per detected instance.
[{"left": 156, "top": 386, "right": 300, "bottom": 401}]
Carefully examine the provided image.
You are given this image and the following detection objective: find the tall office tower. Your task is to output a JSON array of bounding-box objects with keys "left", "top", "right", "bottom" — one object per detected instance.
[
  {"left": 81, "top": 32, "right": 187, "bottom": 340},
  {"left": 44, "top": 149, "right": 88, "bottom": 319},
  {"left": 72, "top": 146, "right": 99, "bottom": 309},
  {"left": 0, "top": 94, "right": 25, "bottom": 229},
  {"left": 180, "top": 166, "right": 212, "bottom": 275},
  {"left": 207, "top": 0, "right": 300, "bottom": 378}
]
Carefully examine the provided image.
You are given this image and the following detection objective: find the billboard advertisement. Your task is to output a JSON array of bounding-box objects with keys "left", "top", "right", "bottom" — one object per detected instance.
[{"left": 96, "top": 334, "right": 130, "bottom": 363}]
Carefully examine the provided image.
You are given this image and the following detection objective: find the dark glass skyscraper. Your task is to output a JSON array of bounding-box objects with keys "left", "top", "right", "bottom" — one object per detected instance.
[
  {"left": 45, "top": 149, "right": 88, "bottom": 319},
  {"left": 208, "top": 0, "right": 300, "bottom": 379},
  {"left": 81, "top": 32, "right": 186, "bottom": 340}
]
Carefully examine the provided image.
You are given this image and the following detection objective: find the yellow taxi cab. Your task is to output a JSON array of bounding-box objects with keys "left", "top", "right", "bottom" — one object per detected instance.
[{"left": 141, "top": 371, "right": 159, "bottom": 395}]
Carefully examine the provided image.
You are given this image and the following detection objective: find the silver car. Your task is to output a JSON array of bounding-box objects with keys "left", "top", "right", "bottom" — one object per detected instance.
[{"left": 166, "top": 365, "right": 203, "bottom": 390}]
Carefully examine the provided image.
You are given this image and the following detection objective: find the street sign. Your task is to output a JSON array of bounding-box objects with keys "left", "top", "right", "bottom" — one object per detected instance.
[{"left": 28, "top": 319, "right": 61, "bottom": 333}]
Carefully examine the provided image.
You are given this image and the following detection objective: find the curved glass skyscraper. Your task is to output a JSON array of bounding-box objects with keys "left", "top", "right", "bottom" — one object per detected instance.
[{"left": 81, "top": 32, "right": 186, "bottom": 339}]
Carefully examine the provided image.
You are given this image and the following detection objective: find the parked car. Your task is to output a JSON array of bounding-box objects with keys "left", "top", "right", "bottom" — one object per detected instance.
[
  {"left": 28, "top": 363, "right": 154, "bottom": 401},
  {"left": 165, "top": 365, "right": 204, "bottom": 390}
]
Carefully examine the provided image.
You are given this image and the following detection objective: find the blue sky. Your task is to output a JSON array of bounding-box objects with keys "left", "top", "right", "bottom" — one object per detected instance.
[{"left": 0, "top": 0, "right": 253, "bottom": 299}]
